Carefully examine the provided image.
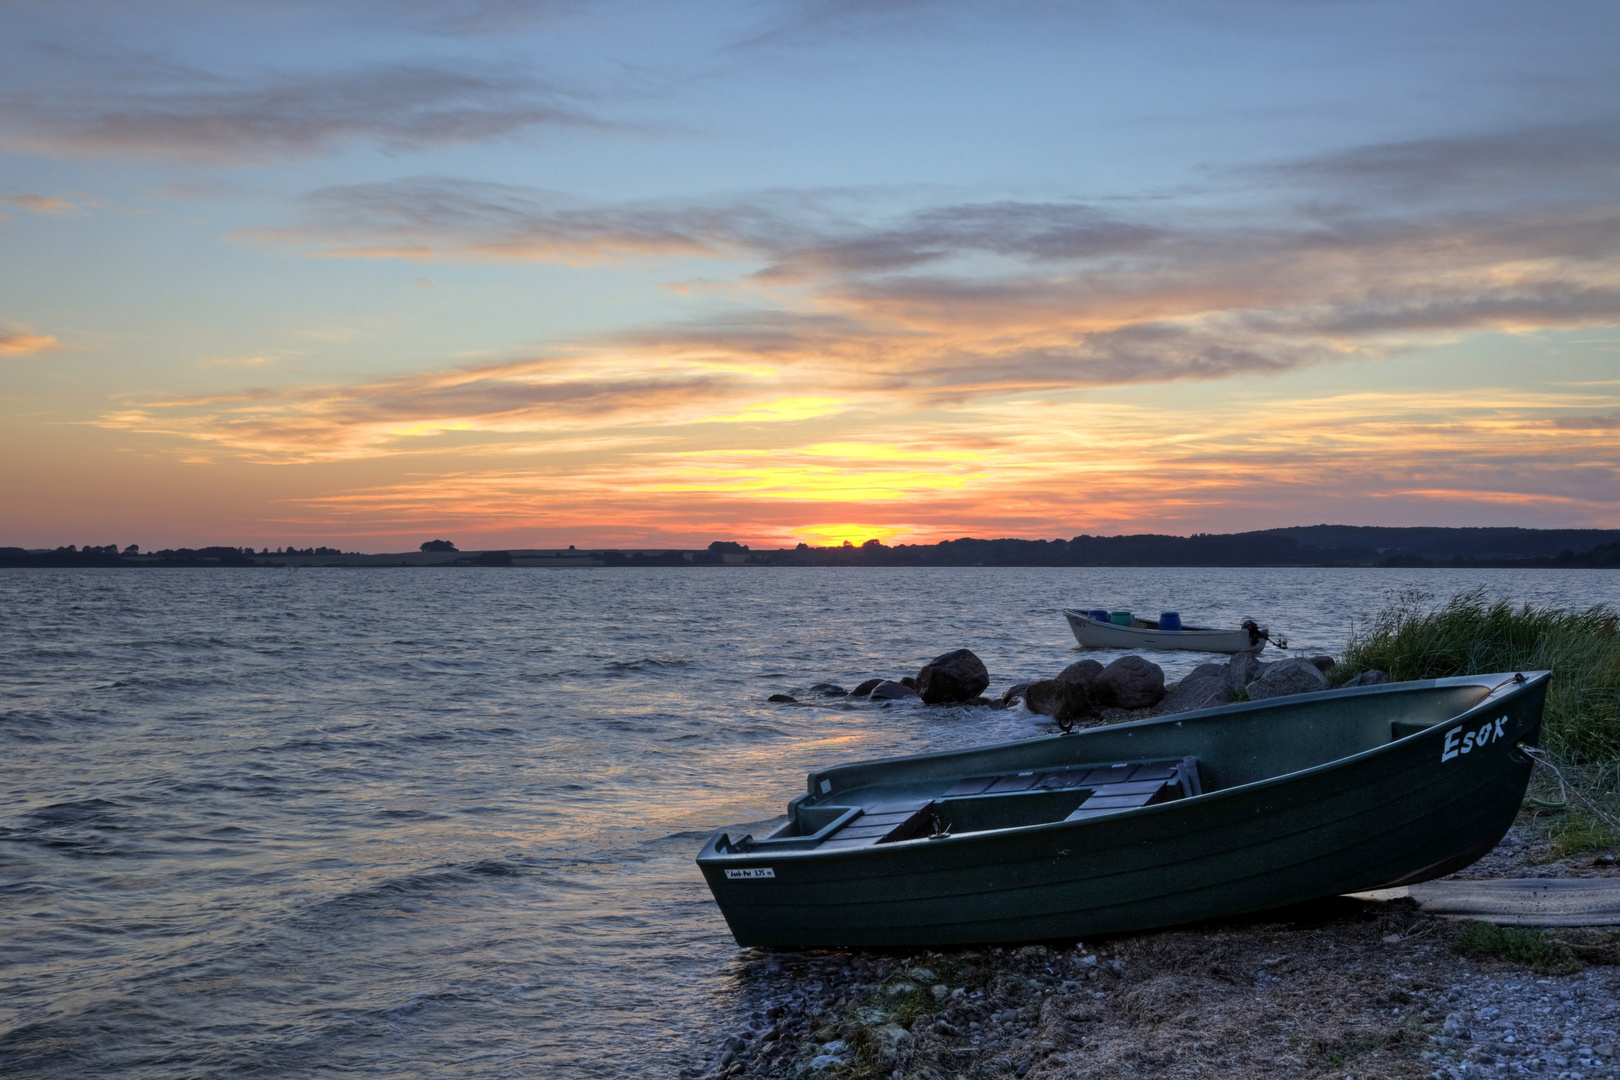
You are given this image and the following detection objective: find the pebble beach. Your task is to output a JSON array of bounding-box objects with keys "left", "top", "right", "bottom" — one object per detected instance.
[{"left": 694, "top": 824, "right": 1619, "bottom": 1080}]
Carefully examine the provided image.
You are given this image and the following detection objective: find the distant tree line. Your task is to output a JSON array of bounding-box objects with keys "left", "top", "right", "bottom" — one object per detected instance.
[{"left": 4, "top": 527, "right": 1618, "bottom": 569}]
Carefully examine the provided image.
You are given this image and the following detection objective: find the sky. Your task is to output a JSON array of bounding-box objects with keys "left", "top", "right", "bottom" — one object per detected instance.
[{"left": 1, "top": 0, "right": 1617, "bottom": 552}]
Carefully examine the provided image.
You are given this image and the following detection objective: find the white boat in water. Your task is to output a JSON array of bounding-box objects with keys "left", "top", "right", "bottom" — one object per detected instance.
[{"left": 1062, "top": 609, "right": 1280, "bottom": 653}]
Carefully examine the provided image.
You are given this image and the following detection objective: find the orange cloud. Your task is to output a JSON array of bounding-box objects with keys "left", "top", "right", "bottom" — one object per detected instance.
[
  {"left": 5, "top": 193, "right": 73, "bottom": 215},
  {"left": 203, "top": 381, "right": 1614, "bottom": 547},
  {"left": 0, "top": 325, "right": 59, "bottom": 356},
  {"left": 76, "top": 122, "right": 1620, "bottom": 543}
]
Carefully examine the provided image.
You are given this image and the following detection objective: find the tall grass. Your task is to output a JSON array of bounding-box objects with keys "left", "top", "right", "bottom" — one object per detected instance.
[{"left": 1335, "top": 588, "right": 1620, "bottom": 770}]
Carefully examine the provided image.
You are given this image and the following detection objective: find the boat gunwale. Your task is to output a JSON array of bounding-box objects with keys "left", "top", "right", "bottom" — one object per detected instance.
[
  {"left": 1061, "top": 608, "right": 1226, "bottom": 636},
  {"left": 698, "top": 670, "right": 1549, "bottom": 863}
]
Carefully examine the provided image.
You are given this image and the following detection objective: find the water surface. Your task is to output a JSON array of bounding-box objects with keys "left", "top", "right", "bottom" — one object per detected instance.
[{"left": 2, "top": 566, "right": 1614, "bottom": 1077}]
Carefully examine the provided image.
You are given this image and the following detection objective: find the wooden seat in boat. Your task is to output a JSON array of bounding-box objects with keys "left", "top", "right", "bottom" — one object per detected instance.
[
  {"left": 817, "top": 801, "right": 940, "bottom": 850},
  {"left": 816, "top": 759, "right": 1205, "bottom": 846},
  {"left": 1065, "top": 757, "right": 1201, "bottom": 819}
]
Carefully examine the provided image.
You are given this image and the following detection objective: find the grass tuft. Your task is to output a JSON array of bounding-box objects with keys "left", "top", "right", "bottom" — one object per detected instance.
[
  {"left": 1335, "top": 588, "right": 1620, "bottom": 765},
  {"left": 1449, "top": 920, "right": 1579, "bottom": 974},
  {"left": 1539, "top": 810, "right": 1620, "bottom": 862}
]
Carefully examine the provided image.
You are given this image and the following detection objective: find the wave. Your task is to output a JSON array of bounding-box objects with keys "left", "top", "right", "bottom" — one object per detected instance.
[
  {"left": 603, "top": 657, "right": 692, "bottom": 674},
  {"left": 299, "top": 857, "right": 529, "bottom": 919}
]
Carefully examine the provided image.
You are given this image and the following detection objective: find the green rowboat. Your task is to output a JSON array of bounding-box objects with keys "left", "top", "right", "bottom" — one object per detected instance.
[{"left": 697, "top": 671, "right": 1549, "bottom": 947}]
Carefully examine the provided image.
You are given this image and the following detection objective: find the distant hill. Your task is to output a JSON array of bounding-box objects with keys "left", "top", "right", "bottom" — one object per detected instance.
[{"left": 1264, "top": 525, "right": 1620, "bottom": 563}]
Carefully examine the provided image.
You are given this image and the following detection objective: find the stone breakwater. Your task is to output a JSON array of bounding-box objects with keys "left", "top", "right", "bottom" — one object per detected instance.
[
  {"left": 692, "top": 843, "right": 1619, "bottom": 1080},
  {"left": 767, "top": 648, "right": 1383, "bottom": 721}
]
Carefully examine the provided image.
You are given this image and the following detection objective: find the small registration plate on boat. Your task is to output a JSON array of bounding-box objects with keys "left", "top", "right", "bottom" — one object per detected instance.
[{"left": 725, "top": 867, "right": 775, "bottom": 880}]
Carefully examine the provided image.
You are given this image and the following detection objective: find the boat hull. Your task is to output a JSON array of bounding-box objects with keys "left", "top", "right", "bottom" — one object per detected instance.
[
  {"left": 697, "top": 673, "right": 1547, "bottom": 947},
  {"left": 1063, "top": 609, "right": 1259, "bottom": 652}
]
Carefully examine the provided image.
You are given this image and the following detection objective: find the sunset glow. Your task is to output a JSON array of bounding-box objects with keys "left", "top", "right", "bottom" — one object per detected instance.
[{"left": 1, "top": 2, "right": 1616, "bottom": 550}]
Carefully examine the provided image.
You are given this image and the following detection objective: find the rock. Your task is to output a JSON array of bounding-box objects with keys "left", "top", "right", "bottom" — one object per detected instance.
[
  {"left": 914, "top": 649, "right": 990, "bottom": 704},
  {"left": 1056, "top": 658, "right": 1104, "bottom": 690},
  {"left": 1245, "top": 658, "right": 1330, "bottom": 700},
  {"left": 851, "top": 678, "right": 884, "bottom": 697},
  {"left": 1155, "top": 665, "right": 1233, "bottom": 715},
  {"left": 900, "top": 676, "right": 916, "bottom": 689},
  {"left": 1226, "top": 651, "right": 1265, "bottom": 694},
  {"left": 807, "top": 682, "right": 847, "bottom": 697},
  {"left": 1000, "top": 682, "right": 1031, "bottom": 706},
  {"left": 869, "top": 680, "right": 919, "bottom": 700},
  {"left": 906, "top": 967, "right": 936, "bottom": 983},
  {"left": 1306, "top": 655, "right": 1336, "bottom": 673},
  {"left": 1344, "top": 669, "right": 1390, "bottom": 687},
  {"left": 867, "top": 1024, "right": 910, "bottom": 1066},
  {"left": 766, "top": 693, "right": 797, "bottom": 703},
  {"left": 968, "top": 696, "right": 992, "bottom": 706},
  {"left": 1091, "top": 655, "right": 1165, "bottom": 709},
  {"left": 1023, "top": 678, "right": 1094, "bottom": 725}
]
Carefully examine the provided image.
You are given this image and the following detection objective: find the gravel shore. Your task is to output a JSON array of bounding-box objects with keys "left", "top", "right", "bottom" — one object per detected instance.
[{"left": 690, "top": 830, "right": 1619, "bottom": 1080}]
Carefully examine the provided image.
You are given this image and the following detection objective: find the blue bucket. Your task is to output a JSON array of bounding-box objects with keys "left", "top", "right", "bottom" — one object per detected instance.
[
  {"left": 1159, "top": 611, "right": 1182, "bottom": 632},
  {"left": 1088, "top": 609, "right": 1110, "bottom": 622},
  {"left": 1109, "top": 611, "right": 1132, "bottom": 626}
]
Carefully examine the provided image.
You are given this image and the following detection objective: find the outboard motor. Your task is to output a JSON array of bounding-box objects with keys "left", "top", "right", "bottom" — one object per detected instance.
[
  {"left": 1241, "top": 619, "right": 1288, "bottom": 651},
  {"left": 1242, "top": 619, "right": 1263, "bottom": 650}
]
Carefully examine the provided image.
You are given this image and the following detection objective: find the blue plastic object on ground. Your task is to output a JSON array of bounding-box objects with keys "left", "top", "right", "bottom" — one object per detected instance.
[
  {"left": 1088, "top": 609, "right": 1110, "bottom": 622},
  {"left": 1109, "top": 611, "right": 1132, "bottom": 626},
  {"left": 1159, "top": 611, "right": 1182, "bottom": 632}
]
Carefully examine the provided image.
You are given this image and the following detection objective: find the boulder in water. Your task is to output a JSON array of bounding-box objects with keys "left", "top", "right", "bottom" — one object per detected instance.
[
  {"left": 1246, "top": 659, "right": 1330, "bottom": 700},
  {"left": 851, "top": 678, "right": 884, "bottom": 697},
  {"left": 767, "top": 693, "right": 797, "bottom": 703},
  {"left": 869, "top": 680, "right": 920, "bottom": 701},
  {"left": 1024, "top": 678, "right": 1094, "bottom": 725},
  {"left": 1225, "top": 651, "right": 1265, "bottom": 694},
  {"left": 1000, "top": 681, "right": 1031, "bottom": 707},
  {"left": 808, "top": 682, "right": 847, "bottom": 697},
  {"left": 914, "top": 649, "right": 990, "bottom": 705},
  {"left": 1155, "top": 662, "right": 1233, "bottom": 715},
  {"left": 1092, "top": 655, "right": 1165, "bottom": 709},
  {"left": 1056, "top": 659, "right": 1104, "bottom": 691}
]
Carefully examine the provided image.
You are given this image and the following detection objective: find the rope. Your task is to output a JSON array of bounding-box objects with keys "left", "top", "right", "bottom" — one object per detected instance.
[{"left": 1519, "top": 744, "right": 1620, "bottom": 835}]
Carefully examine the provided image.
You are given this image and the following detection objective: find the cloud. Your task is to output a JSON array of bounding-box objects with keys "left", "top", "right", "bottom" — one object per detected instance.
[
  {"left": 701, "top": 396, "right": 849, "bottom": 423},
  {"left": 727, "top": 0, "right": 978, "bottom": 52},
  {"left": 5, "top": 193, "right": 73, "bottom": 214},
  {"left": 1274, "top": 117, "right": 1620, "bottom": 208},
  {"left": 255, "top": 383, "right": 1620, "bottom": 544},
  {"left": 244, "top": 111, "right": 1620, "bottom": 391},
  {"left": 241, "top": 178, "right": 770, "bottom": 260},
  {"left": 94, "top": 353, "right": 773, "bottom": 461},
  {"left": 385, "top": 0, "right": 590, "bottom": 35},
  {"left": 87, "top": 115, "right": 1620, "bottom": 544},
  {"left": 0, "top": 57, "right": 604, "bottom": 164},
  {"left": 0, "top": 325, "right": 59, "bottom": 356}
]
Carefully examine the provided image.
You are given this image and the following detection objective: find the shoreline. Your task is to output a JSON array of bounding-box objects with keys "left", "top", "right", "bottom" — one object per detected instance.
[
  {"left": 692, "top": 826, "right": 1619, "bottom": 1080},
  {"left": 6, "top": 551, "right": 1620, "bottom": 571}
]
